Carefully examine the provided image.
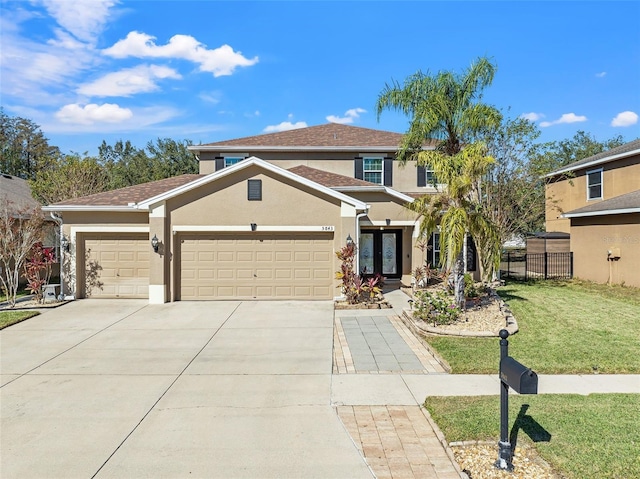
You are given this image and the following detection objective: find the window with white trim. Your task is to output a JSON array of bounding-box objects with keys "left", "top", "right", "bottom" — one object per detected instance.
[
  {"left": 424, "top": 164, "right": 437, "bottom": 185},
  {"left": 363, "top": 157, "right": 384, "bottom": 184},
  {"left": 224, "top": 157, "right": 244, "bottom": 167},
  {"left": 586, "top": 168, "right": 603, "bottom": 200}
]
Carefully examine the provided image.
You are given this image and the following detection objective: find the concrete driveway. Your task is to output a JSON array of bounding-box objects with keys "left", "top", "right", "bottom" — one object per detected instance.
[{"left": 1, "top": 300, "right": 373, "bottom": 479}]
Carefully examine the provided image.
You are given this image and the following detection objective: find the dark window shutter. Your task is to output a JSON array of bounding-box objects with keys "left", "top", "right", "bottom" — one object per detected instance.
[
  {"left": 214, "top": 157, "right": 224, "bottom": 171},
  {"left": 466, "top": 236, "right": 477, "bottom": 272},
  {"left": 417, "top": 165, "right": 426, "bottom": 187},
  {"left": 248, "top": 179, "right": 262, "bottom": 201},
  {"left": 383, "top": 158, "right": 393, "bottom": 186},
  {"left": 354, "top": 157, "right": 363, "bottom": 180}
]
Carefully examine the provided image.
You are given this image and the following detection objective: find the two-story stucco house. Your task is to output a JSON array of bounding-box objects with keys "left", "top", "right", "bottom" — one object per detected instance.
[
  {"left": 545, "top": 139, "right": 640, "bottom": 287},
  {"left": 44, "top": 123, "right": 456, "bottom": 303}
]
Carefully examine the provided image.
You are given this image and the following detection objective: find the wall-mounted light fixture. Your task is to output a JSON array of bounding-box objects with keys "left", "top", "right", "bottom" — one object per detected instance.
[
  {"left": 250, "top": 223, "right": 257, "bottom": 232},
  {"left": 346, "top": 234, "right": 353, "bottom": 245},
  {"left": 385, "top": 218, "right": 391, "bottom": 226},
  {"left": 61, "top": 235, "right": 70, "bottom": 252},
  {"left": 151, "top": 234, "right": 159, "bottom": 253}
]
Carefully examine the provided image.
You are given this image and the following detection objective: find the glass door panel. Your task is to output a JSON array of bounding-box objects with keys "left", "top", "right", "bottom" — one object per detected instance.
[
  {"left": 382, "top": 233, "right": 397, "bottom": 275},
  {"left": 359, "top": 233, "right": 374, "bottom": 275}
]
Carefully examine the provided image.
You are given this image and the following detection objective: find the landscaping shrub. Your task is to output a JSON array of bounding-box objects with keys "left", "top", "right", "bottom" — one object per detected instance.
[{"left": 413, "top": 289, "right": 461, "bottom": 326}]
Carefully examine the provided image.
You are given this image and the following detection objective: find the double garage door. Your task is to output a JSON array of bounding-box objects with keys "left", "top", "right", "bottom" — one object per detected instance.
[{"left": 179, "top": 233, "right": 334, "bottom": 300}]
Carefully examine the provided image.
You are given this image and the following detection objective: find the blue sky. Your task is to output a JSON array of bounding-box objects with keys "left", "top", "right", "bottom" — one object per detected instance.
[{"left": 2, "top": 0, "right": 639, "bottom": 156}]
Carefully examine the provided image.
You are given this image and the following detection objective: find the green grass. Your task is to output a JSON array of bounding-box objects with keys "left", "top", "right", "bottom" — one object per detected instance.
[
  {"left": 0, "top": 310, "right": 40, "bottom": 329},
  {"left": 425, "top": 280, "right": 640, "bottom": 373},
  {"left": 425, "top": 394, "right": 640, "bottom": 479}
]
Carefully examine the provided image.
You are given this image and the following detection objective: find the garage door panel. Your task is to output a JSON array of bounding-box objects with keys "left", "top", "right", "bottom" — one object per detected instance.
[
  {"left": 218, "top": 251, "right": 234, "bottom": 262},
  {"left": 275, "top": 269, "right": 292, "bottom": 279},
  {"left": 198, "top": 269, "right": 215, "bottom": 280},
  {"left": 198, "top": 251, "right": 215, "bottom": 261},
  {"left": 237, "top": 269, "right": 254, "bottom": 279},
  {"left": 84, "top": 235, "right": 149, "bottom": 299},
  {"left": 237, "top": 252, "right": 253, "bottom": 262},
  {"left": 313, "top": 269, "right": 331, "bottom": 279},
  {"left": 180, "top": 233, "right": 333, "bottom": 300}
]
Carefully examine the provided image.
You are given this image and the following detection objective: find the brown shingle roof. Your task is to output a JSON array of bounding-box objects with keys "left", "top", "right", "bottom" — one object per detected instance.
[
  {"left": 288, "top": 165, "right": 377, "bottom": 187},
  {"left": 50, "top": 174, "right": 203, "bottom": 207},
  {"left": 198, "top": 123, "right": 405, "bottom": 148}
]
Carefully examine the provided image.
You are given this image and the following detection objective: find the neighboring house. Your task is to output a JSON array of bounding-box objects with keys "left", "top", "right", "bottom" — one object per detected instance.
[
  {"left": 0, "top": 173, "right": 41, "bottom": 213},
  {"left": 0, "top": 173, "right": 59, "bottom": 281},
  {"left": 545, "top": 139, "right": 640, "bottom": 287},
  {"left": 0, "top": 172, "right": 57, "bottom": 250},
  {"left": 43, "top": 123, "right": 476, "bottom": 303}
]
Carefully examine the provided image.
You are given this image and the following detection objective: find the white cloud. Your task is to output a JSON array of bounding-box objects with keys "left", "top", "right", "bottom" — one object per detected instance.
[
  {"left": 44, "top": 106, "right": 180, "bottom": 133},
  {"left": 263, "top": 121, "right": 308, "bottom": 133},
  {"left": 40, "top": 0, "right": 116, "bottom": 43},
  {"left": 595, "top": 71, "right": 607, "bottom": 78},
  {"left": 326, "top": 107, "right": 367, "bottom": 124},
  {"left": 55, "top": 103, "right": 133, "bottom": 125},
  {"left": 103, "top": 31, "right": 258, "bottom": 77},
  {"left": 78, "top": 65, "right": 181, "bottom": 97},
  {"left": 611, "top": 111, "right": 638, "bottom": 127},
  {"left": 0, "top": 2, "right": 117, "bottom": 105},
  {"left": 539, "top": 113, "right": 588, "bottom": 128},
  {"left": 199, "top": 90, "right": 223, "bottom": 104},
  {"left": 520, "top": 112, "right": 545, "bottom": 121}
]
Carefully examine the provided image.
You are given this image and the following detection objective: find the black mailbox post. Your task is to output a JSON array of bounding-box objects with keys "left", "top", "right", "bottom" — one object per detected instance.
[{"left": 495, "top": 329, "right": 538, "bottom": 471}]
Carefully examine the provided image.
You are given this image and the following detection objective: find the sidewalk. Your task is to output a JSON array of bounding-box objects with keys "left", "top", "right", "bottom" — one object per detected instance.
[{"left": 331, "top": 288, "right": 640, "bottom": 478}]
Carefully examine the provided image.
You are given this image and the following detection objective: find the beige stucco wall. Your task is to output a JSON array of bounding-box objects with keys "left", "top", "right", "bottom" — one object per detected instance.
[
  {"left": 168, "top": 167, "right": 342, "bottom": 226},
  {"left": 570, "top": 214, "right": 640, "bottom": 287},
  {"left": 198, "top": 151, "right": 432, "bottom": 194},
  {"left": 164, "top": 165, "right": 356, "bottom": 301},
  {"left": 546, "top": 156, "right": 640, "bottom": 232}
]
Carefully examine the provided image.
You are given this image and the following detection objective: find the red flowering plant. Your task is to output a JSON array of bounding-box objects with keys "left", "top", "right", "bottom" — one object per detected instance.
[
  {"left": 23, "top": 242, "right": 55, "bottom": 303},
  {"left": 335, "top": 243, "right": 385, "bottom": 304}
]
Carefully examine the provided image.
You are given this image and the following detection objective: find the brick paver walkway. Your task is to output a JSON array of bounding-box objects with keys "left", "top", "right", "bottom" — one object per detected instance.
[
  {"left": 333, "top": 315, "right": 445, "bottom": 374},
  {"left": 337, "top": 405, "right": 462, "bottom": 479}
]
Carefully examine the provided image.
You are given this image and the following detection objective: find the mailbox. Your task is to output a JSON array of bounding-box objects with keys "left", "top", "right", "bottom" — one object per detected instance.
[{"left": 500, "top": 357, "right": 538, "bottom": 394}]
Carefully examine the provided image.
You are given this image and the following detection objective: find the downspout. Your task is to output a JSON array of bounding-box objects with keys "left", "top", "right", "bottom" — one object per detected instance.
[
  {"left": 49, "top": 212, "right": 64, "bottom": 300},
  {"left": 354, "top": 209, "right": 369, "bottom": 275}
]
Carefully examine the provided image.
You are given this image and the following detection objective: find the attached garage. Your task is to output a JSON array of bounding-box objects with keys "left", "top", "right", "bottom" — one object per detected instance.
[
  {"left": 83, "top": 234, "right": 150, "bottom": 298},
  {"left": 178, "top": 232, "right": 334, "bottom": 300}
]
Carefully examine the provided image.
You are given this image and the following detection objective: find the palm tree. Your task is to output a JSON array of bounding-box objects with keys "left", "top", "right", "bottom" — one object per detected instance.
[
  {"left": 407, "top": 143, "right": 502, "bottom": 306},
  {"left": 376, "top": 57, "right": 502, "bottom": 307},
  {"left": 376, "top": 56, "right": 502, "bottom": 161}
]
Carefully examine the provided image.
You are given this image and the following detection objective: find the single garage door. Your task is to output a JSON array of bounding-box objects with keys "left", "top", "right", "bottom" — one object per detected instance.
[
  {"left": 179, "top": 233, "right": 334, "bottom": 300},
  {"left": 84, "top": 234, "right": 150, "bottom": 298}
]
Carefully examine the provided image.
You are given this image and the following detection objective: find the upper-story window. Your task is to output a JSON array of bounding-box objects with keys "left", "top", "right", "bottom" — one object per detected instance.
[
  {"left": 224, "top": 157, "right": 244, "bottom": 167},
  {"left": 355, "top": 156, "right": 392, "bottom": 186},
  {"left": 417, "top": 164, "right": 439, "bottom": 187},
  {"left": 586, "top": 168, "right": 603, "bottom": 200},
  {"left": 363, "top": 157, "right": 384, "bottom": 184}
]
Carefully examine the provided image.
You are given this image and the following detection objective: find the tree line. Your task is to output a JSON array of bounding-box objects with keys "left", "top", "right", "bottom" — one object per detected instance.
[{"left": 1, "top": 108, "right": 198, "bottom": 204}]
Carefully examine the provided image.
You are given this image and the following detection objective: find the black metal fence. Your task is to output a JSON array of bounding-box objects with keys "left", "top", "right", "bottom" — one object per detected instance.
[{"left": 500, "top": 252, "right": 573, "bottom": 280}]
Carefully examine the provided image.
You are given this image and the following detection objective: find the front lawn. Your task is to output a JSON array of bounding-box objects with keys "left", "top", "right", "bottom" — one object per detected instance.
[
  {"left": 425, "top": 394, "right": 640, "bottom": 479},
  {"left": 425, "top": 280, "right": 640, "bottom": 374},
  {"left": 0, "top": 310, "right": 40, "bottom": 329}
]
